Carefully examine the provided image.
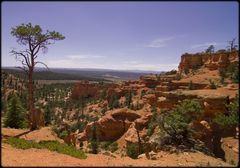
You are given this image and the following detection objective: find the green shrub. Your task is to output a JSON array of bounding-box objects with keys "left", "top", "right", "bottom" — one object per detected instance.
[
  {"left": 147, "top": 123, "right": 156, "bottom": 137},
  {"left": 147, "top": 105, "right": 158, "bottom": 136},
  {"left": 214, "top": 95, "right": 239, "bottom": 128},
  {"left": 39, "top": 141, "right": 86, "bottom": 159},
  {"left": 165, "top": 70, "right": 177, "bottom": 75},
  {"left": 4, "top": 137, "right": 42, "bottom": 149},
  {"left": 184, "top": 68, "right": 189, "bottom": 74},
  {"left": 100, "top": 141, "right": 118, "bottom": 152},
  {"left": 108, "top": 142, "right": 118, "bottom": 152},
  {"left": 4, "top": 93, "right": 28, "bottom": 129},
  {"left": 101, "top": 106, "right": 108, "bottom": 115},
  {"left": 158, "top": 99, "right": 202, "bottom": 146},
  {"left": 44, "top": 105, "right": 52, "bottom": 125},
  {"left": 175, "top": 73, "right": 182, "bottom": 81},
  {"left": 188, "top": 80, "right": 194, "bottom": 90},
  {"left": 126, "top": 143, "right": 139, "bottom": 159},
  {"left": 209, "top": 80, "right": 217, "bottom": 89},
  {"left": 108, "top": 93, "right": 119, "bottom": 109},
  {"left": 221, "top": 62, "right": 239, "bottom": 83},
  {"left": 70, "top": 121, "right": 87, "bottom": 133},
  {"left": 52, "top": 125, "right": 61, "bottom": 136},
  {"left": 125, "top": 90, "right": 133, "bottom": 108},
  {"left": 4, "top": 137, "right": 87, "bottom": 159},
  {"left": 59, "top": 130, "right": 68, "bottom": 139}
]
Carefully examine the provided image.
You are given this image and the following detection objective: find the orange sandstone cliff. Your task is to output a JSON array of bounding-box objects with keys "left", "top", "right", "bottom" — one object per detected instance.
[{"left": 178, "top": 51, "right": 239, "bottom": 73}]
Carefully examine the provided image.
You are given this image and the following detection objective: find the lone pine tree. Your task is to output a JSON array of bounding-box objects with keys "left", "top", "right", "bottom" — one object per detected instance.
[{"left": 10, "top": 23, "right": 65, "bottom": 130}]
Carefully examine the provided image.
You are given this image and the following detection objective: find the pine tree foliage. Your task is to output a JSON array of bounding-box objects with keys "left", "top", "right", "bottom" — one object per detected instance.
[
  {"left": 214, "top": 94, "right": 239, "bottom": 128},
  {"left": 4, "top": 93, "right": 27, "bottom": 128}
]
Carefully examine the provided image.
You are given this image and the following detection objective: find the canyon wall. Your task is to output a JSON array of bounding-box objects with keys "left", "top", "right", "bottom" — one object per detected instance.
[{"left": 178, "top": 51, "right": 239, "bottom": 73}]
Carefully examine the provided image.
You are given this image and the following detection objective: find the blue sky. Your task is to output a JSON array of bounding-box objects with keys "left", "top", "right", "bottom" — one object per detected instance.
[{"left": 1, "top": 2, "right": 238, "bottom": 71}]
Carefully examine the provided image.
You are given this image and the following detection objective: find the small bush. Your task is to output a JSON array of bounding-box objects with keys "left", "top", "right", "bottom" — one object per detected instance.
[
  {"left": 209, "top": 80, "right": 217, "bottom": 89},
  {"left": 184, "top": 68, "right": 189, "bottom": 74},
  {"left": 101, "top": 106, "right": 108, "bottom": 115},
  {"left": 188, "top": 80, "right": 194, "bottom": 90},
  {"left": 147, "top": 123, "right": 156, "bottom": 136},
  {"left": 59, "top": 130, "right": 68, "bottom": 139},
  {"left": 165, "top": 70, "right": 177, "bottom": 75},
  {"left": 108, "top": 142, "right": 118, "bottom": 152},
  {"left": 140, "top": 90, "right": 146, "bottom": 99},
  {"left": 126, "top": 143, "right": 139, "bottom": 159},
  {"left": 52, "top": 126, "right": 61, "bottom": 136},
  {"left": 213, "top": 95, "right": 239, "bottom": 128},
  {"left": 175, "top": 73, "right": 182, "bottom": 80},
  {"left": 70, "top": 121, "right": 87, "bottom": 133},
  {"left": 100, "top": 141, "right": 118, "bottom": 152}
]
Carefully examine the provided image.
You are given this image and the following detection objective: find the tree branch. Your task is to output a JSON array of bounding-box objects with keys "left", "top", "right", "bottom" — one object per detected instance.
[
  {"left": 34, "top": 61, "right": 50, "bottom": 71},
  {"left": 33, "top": 45, "right": 41, "bottom": 57},
  {"left": 11, "top": 50, "right": 31, "bottom": 67},
  {"left": 16, "top": 66, "right": 29, "bottom": 75}
]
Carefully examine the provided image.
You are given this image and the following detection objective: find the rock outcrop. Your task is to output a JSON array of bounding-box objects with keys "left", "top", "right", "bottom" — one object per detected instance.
[
  {"left": 221, "top": 137, "right": 239, "bottom": 165},
  {"left": 156, "top": 90, "right": 230, "bottom": 117},
  {"left": 178, "top": 51, "right": 238, "bottom": 73},
  {"left": 140, "top": 75, "right": 159, "bottom": 88},
  {"left": 77, "top": 108, "right": 141, "bottom": 142}
]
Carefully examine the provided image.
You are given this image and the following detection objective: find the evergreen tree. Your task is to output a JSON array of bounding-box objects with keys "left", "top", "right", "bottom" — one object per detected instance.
[
  {"left": 108, "top": 93, "right": 119, "bottom": 109},
  {"left": 125, "top": 90, "right": 133, "bottom": 108},
  {"left": 4, "top": 93, "right": 27, "bottom": 128},
  {"left": 188, "top": 80, "right": 194, "bottom": 90},
  {"left": 205, "top": 45, "right": 215, "bottom": 53},
  {"left": 90, "top": 122, "right": 98, "bottom": 154},
  {"left": 44, "top": 105, "right": 52, "bottom": 125},
  {"left": 158, "top": 99, "right": 202, "bottom": 146}
]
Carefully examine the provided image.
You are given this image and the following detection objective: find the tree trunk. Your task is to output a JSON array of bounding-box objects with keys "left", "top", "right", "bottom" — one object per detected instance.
[{"left": 28, "top": 68, "right": 37, "bottom": 130}]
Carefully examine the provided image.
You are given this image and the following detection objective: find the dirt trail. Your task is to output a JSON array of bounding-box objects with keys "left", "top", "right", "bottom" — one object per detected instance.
[{"left": 2, "top": 142, "right": 232, "bottom": 167}]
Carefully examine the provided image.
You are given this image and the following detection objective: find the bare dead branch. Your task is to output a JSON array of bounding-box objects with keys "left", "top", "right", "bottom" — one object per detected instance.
[
  {"left": 34, "top": 61, "right": 50, "bottom": 71},
  {"left": 24, "top": 49, "right": 31, "bottom": 55},
  {"left": 16, "top": 66, "right": 28, "bottom": 75},
  {"left": 11, "top": 50, "right": 31, "bottom": 67}
]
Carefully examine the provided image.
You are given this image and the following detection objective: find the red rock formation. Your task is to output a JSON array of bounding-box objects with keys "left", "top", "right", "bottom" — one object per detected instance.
[
  {"left": 192, "top": 120, "right": 213, "bottom": 152},
  {"left": 142, "top": 94, "right": 157, "bottom": 106},
  {"left": 156, "top": 90, "right": 229, "bottom": 117},
  {"left": 221, "top": 137, "right": 239, "bottom": 165},
  {"left": 77, "top": 108, "right": 141, "bottom": 141},
  {"left": 71, "top": 82, "right": 101, "bottom": 100},
  {"left": 140, "top": 75, "right": 159, "bottom": 88},
  {"left": 178, "top": 51, "right": 239, "bottom": 73}
]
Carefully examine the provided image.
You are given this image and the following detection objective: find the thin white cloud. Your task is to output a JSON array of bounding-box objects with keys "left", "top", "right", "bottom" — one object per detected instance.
[
  {"left": 68, "top": 54, "right": 105, "bottom": 59},
  {"left": 145, "top": 37, "right": 174, "bottom": 48},
  {"left": 191, "top": 42, "right": 225, "bottom": 49}
]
